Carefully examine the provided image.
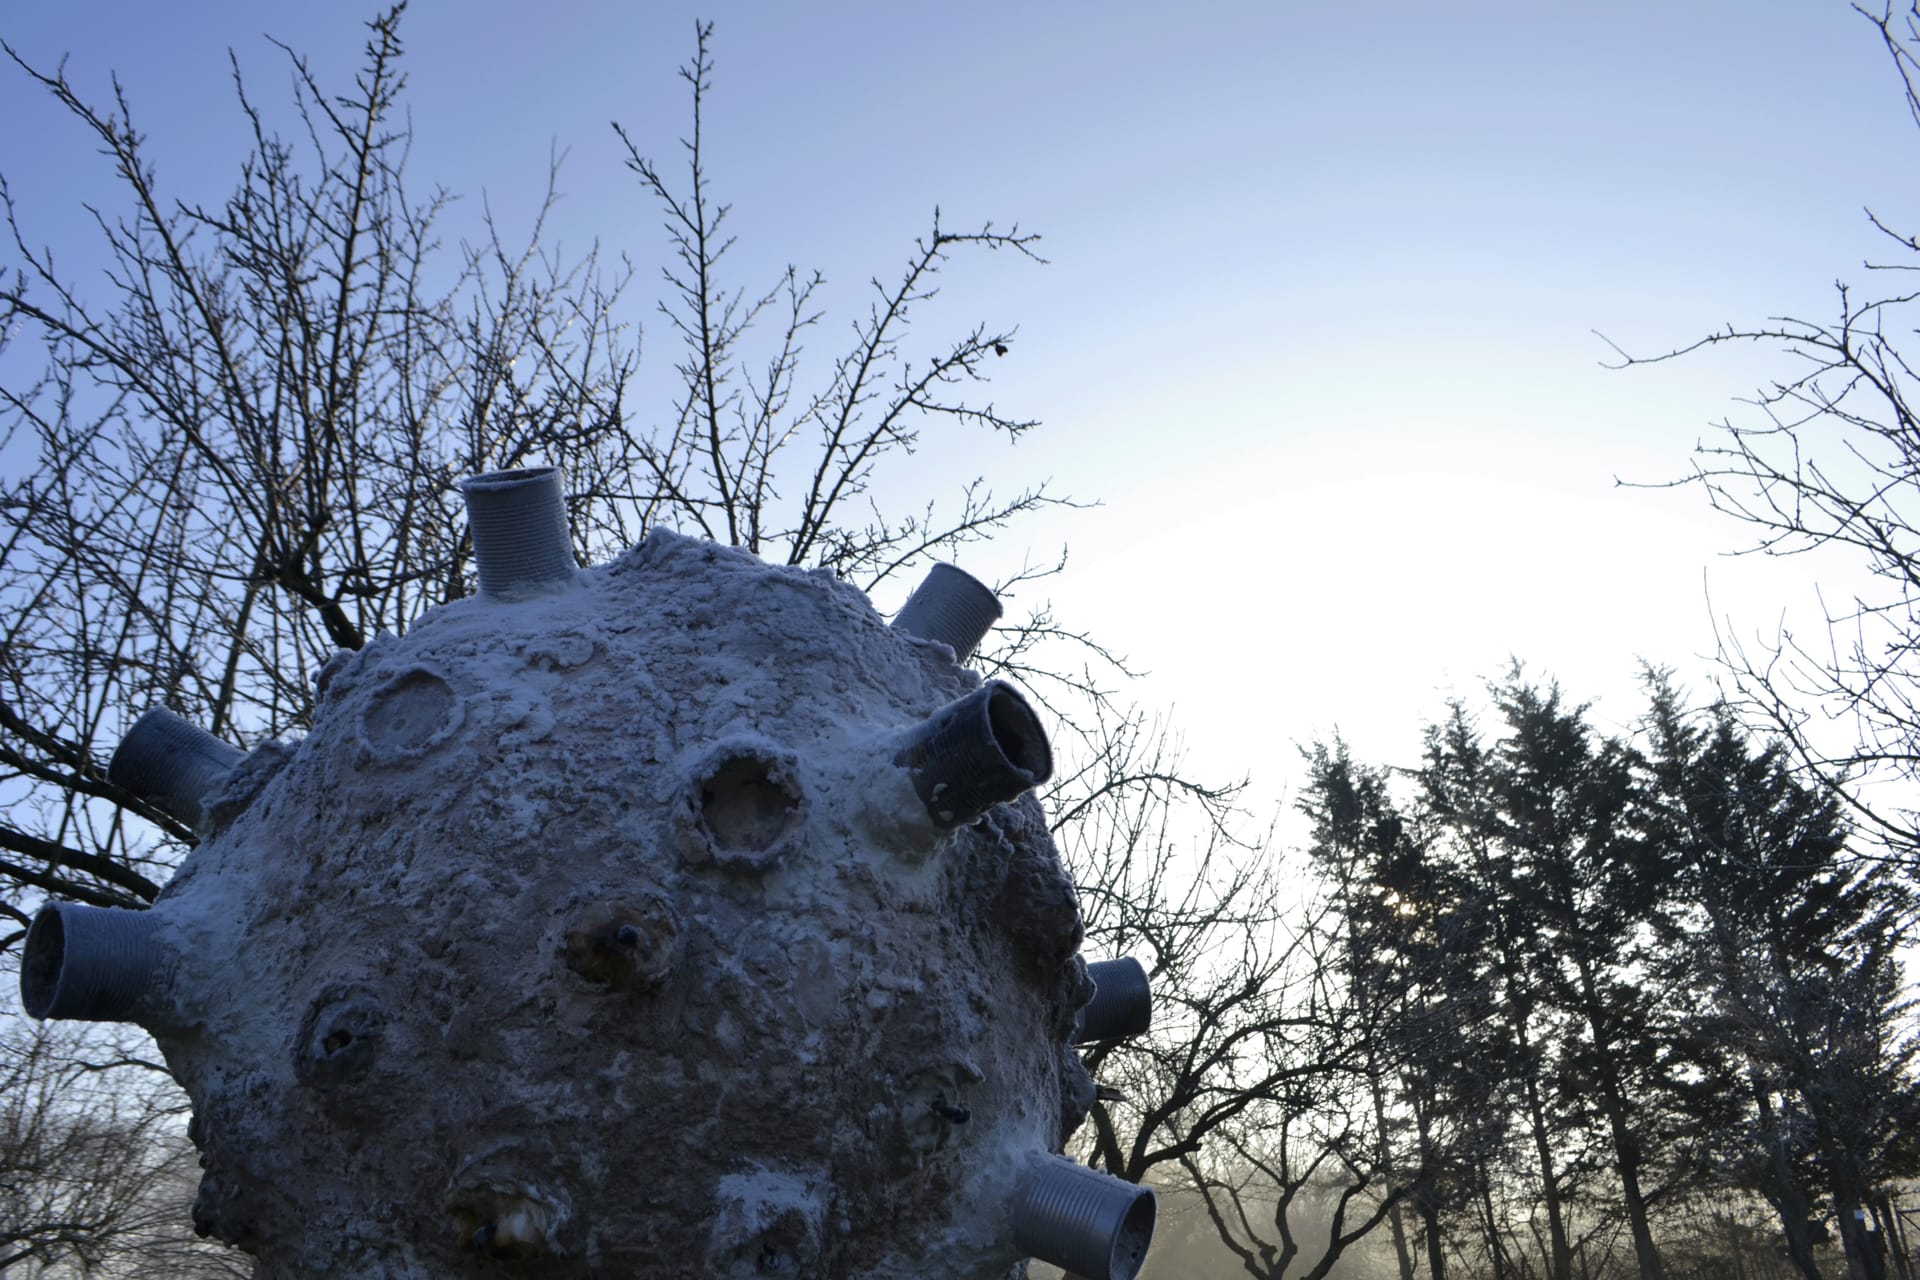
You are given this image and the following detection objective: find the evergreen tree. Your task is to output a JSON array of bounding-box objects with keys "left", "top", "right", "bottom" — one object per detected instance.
[
  {"left": 1420, "top": 675, "right": 1685, "bottom": 1280},
  {"left": 1417, "top": 697, "right": 1586, "bottom": 1280},
  {"left": 1645, "top": 682, "right": 1920, "bottom": 1280},
  {"left": 1303, "top": 736, "right": 1511, "bottom": 1280}
]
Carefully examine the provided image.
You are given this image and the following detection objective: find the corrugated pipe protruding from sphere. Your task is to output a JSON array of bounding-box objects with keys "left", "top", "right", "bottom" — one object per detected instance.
[
  {"left": 108, "top": 707, "right": 245, "bottom": 830},
  {"left": 20, "top": 902, "right": 171, "bottom": 1024},
  {"left": 1013, "top": 1154, "right": 1157, "bottom": 1280},
  {"left": 893, "top": 680, "right": 1052, "bottom": 828},
  {"left": 460, "top": 466, "right": 577, "bottom": 598},
  {"left": 1075, "top": 957, "right": 1153, "bottom": 1044},
  {"left": 891, "top": 562, "right": 1002, "bottom": 662}
]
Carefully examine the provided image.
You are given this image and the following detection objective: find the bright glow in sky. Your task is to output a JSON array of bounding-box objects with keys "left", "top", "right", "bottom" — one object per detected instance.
[{"left": 2, "top": 2, "right": 1906, "bottom": 821}]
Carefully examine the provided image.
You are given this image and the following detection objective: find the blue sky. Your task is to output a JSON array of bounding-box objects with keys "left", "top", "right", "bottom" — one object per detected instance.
[{"left": 2, "top": 2, "right": 1908, "bottom": 812}]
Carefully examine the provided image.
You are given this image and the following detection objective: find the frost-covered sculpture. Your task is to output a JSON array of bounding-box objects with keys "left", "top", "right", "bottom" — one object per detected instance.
[{"left": 21, "top": 467, "right": 1157, "bottom": 1280}]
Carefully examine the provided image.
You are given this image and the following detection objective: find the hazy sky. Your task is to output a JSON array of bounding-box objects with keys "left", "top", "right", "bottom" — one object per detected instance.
[{"left": 2, "top": 2, "right": 1908, "bottom": 819}]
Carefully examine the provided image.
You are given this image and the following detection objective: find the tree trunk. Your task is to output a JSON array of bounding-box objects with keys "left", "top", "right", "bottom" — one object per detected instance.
[
  {"left": 1836, "top": 1196, "right": 1888, "bottom": 1280},
  {"left": 1411, "top": 1095, "right": 1448, "bottom": 1280},
  {"left": 1478, "top": 1171, "right": 1510, "bottom": 1280},
  {"left": 1754, "top": 1085, "right": 1823, "bottom": 1280},
  {"left": 1520, "top": 1070, "right": 1573, "bottom": 1280},
  {"left": 1572, "top": 955, "right": 1663, "bottom": 1280},
  {"left": 1872, "top": 1201, "right": 1911, "bottom": 1280},
  {"left": 1370, "top": 1069, "right": 1417, "bottom": 1280},
  {"left": 1595, "top": 1067, "right": 1664, "bottom": 1280},
  {"left": 1423, "top": 1196, "right": 1448, "bottom": 1280}
]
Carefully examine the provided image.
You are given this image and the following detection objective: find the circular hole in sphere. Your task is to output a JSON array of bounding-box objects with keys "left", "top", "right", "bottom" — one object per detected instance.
[
  {"left": 361, "top": 668, "right": 459, "bottom": 758},
  {"left": 296, "top": 986, "right": 386, "bottom": 1088},
  {"left": 699, "top": 755, "right": 802, "bottom": 858},
  {"left": 564, "top": 894, "right": 682, "bottom": 991}
]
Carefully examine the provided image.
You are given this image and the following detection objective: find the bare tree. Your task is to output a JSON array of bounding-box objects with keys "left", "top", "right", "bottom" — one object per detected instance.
[
  {"left": 1052, "top": 719, "right": 1410, "bottom": 1276},
  {"left": 1058, "top": 718, "right": 1313, "bottom": 1183},
  {"left": 0, "top": 1018, "right": 244, "bottom": 1277},
  {"left": 1606, "top": 2, "right": 1920, "bottom": 874},
  {"left": 0, "top": 6, "right": 642, "bottom": 929},
  {"left": 0, "top": 8, "right": 1078, "bottom": 931},
  {"left": 611, "top": 27, "right": 1064, "bottom": 583},
  {"left": 1178, "top": 1068, "right": 1412, "bottom": 1280},
  {"left": 0, "top": 9, "right": 1281, "bottom": 1271}
]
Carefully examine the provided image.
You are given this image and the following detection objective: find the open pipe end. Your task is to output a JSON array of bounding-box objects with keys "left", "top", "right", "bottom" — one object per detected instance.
[
  {"left": 19, "top": 906, "right": 63, "bottom": 1018},
  {"left": 893, "top": 681, "right": 1053, "bottom": 829},
  {"left": 107, "top": 707, "right": 244, "bottom": 830},
  {"left": 460, "top": 466, "right": 577, "bottom": 598},
  {"left": 20, "top": 902, "right": 169, "bottom": 1024},
  {"left": 1075, "top": 957, "right": 1153, "bottom": 1044},
  {"left": 891, "top": 562, "right": 1003, "bottom": 662},
  {"left": 1012, "top": 1155, "right": 1156, "bottom": 1280}
]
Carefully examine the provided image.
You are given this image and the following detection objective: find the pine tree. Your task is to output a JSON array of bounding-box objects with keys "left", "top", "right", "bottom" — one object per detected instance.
[
  {"left": 1645, "top": 681, "right": 1920, "bottom": 1280},
  {"left": 1303, "top": 737, "right": 1509, "bottom": 1280},
  {"left": 1420, "top": 674, "right": 1684, "bottom": 1280}
]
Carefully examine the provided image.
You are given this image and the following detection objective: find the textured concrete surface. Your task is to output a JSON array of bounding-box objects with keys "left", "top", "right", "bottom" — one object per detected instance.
[{"left": 151, "top": 529, "right": 1093, "bottom": 1278}]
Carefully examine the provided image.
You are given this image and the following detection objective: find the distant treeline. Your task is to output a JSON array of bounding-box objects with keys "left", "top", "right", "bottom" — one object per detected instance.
[{"left": 1157, "top": 665, "right": 1918, "bottom": 1280}]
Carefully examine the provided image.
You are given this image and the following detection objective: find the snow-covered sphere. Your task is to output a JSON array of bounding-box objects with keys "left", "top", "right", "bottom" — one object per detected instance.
[{"left": 21, "top": 471, "right": 1156, "bottom": 1280}]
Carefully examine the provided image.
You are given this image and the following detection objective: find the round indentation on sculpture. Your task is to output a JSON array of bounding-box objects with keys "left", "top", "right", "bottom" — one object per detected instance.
[
  {"left": 704, "top": 758, "right": 796, "bottom": 851},
  {"left": 564, "top": 893, "right": 682, "bottom": 992},
  {"left": 706, "top": 1166, "right": 825, "bottom": 1278},
  {"left": 360, "top": 666, "right": 462, "bottom": 762},
  {"left": 898, "top": 1061, "right": 985, "bottom": 1156},
  {"left": 447, "top": 1172, "right": 568, "bottom": 1261},
  {"left": 678, "top": 739, "right": 807, "bottom": 871},
  {"left": 525, "top": 629, "right": 600, "bottom": 672},
  {"left": 295, "top": 985, "right": 386, "bottom": 1088}
]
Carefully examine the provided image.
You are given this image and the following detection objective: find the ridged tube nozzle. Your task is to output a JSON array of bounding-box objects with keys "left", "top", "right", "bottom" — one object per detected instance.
[
  {"left": 1075, "top": 957, "right": 1153, "bottom": 1044},
  {"left": 108, "top": 707, "right": 244, "bottom": 830},
  {"left": 893, "top": 681, "right": 1053, "bottom": 829},
  {"left": 460, "top": 466, "right": 577, "bottom": 598},
  {"left": 892, "top": 563, "right": 1002, "bottom": 662},
  {"left": 20, "top": 902, "right": 171, "bottom": 1024},
  {"left": 1012, "top": 1155, "right": 1156, "bottom": 1280}
]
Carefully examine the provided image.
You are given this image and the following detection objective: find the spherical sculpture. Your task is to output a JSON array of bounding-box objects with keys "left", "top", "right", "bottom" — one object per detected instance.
[{"left": 21, "top": 469, "right": 1156, "bottom": 1279}]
